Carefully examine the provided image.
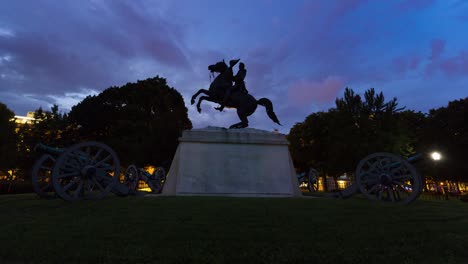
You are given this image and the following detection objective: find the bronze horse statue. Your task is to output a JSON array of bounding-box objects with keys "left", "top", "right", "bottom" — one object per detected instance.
[{"left": 191, "top": 60, "right": 281, "bottom": 128}]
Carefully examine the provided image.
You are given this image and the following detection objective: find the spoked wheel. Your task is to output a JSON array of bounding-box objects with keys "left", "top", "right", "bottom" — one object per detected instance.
[
  {"left": 52, "top": 141, "right": 120, "bottom": 201},
  {"left": 151, "top": 167, "right": 166, "bottom": 193},
  {"left": 31, "top": 154, "right": 56, "bottom": 199},
  {"left": 356, "top": 152, "right": 422, "bottom": 204},
  {"left": 124, "top": 165, "right": 140, "bottom": 193},
  {"left": 307, "top": 168, "right": 319, "bottom": 192}
]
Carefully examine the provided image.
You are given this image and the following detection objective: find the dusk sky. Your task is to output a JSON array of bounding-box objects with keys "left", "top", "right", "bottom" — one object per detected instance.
[{"left": 1, "top": 0, "right": 467, "bottom": 133}]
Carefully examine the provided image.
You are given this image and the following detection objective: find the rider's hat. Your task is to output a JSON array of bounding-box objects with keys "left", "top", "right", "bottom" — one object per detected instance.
[{"left": 229, "top": 59, "right": 240, "bottom": 67}]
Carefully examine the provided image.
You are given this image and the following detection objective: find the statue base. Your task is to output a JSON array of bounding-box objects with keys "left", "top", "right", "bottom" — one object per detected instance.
[{"left": 161, "top": 127, "right": 301, "bottom": 197}]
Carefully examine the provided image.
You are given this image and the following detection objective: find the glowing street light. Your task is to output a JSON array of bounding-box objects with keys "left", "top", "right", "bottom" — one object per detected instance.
[{"left": 431, "top": 151, "right": 442, "bottom": 161}]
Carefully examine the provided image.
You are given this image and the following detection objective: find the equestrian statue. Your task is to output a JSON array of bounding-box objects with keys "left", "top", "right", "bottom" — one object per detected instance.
[{"left": 191, "top": 59, "right": 281, "bottom": 129}]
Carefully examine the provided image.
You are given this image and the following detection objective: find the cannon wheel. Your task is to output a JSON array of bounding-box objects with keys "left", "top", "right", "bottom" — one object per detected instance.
[
  {"left": 356, "top": 152, "right": 422, "bottom": 204},
  {"left": 31, "top": 154, "right": 56, "bottom": 199},
  {"left": 52, "top": 141, "right": 120, "bottom": 201},
  {"left": 124, "top": 165, "right": 139, "bottom": 193},
  {"left": 152, "top": 167, "right": 166, "bottom": 193},
  {"left": 307, "top": 168, "right": 319, "bottom": 192}
]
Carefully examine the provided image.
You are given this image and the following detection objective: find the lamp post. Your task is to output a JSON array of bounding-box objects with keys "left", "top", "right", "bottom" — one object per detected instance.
[{"left": 430, "top": 151, "right": 446, "bottom": 199}]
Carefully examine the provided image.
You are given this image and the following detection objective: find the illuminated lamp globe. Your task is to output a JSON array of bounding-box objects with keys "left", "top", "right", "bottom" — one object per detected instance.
[{"left": 431, "top": 151, "right": 442, "bottom": 161}]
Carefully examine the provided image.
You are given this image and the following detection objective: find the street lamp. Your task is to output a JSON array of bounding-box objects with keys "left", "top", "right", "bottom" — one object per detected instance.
[
  {"left": 430, "top": 151, "right": 442, "bottom": 161},
  {"left": 429, "top": 151, "right": 445, "bottom": 198}
]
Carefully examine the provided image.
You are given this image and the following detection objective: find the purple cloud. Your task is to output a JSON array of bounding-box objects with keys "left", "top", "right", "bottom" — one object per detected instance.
[
  {"left": 0, "top": 1, "right": 194, "bottom": 115},
  {"left": 438, "top": 51, "right": 468, "bottom": 76},
  {"left": 392, "top": 55, "right": 421, "bottom": 75},
  {"left": 430, "top": 39, "right": 445, "bottom": 60},
  {"left": 103, "top": 1, "right": 190, "bottom": 69},
  {"left": 425, "top": 39, "right": 468, "bottom": 77}
]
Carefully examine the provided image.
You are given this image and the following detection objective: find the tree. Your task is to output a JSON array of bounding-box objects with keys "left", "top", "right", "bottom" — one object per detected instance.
[
  {"left": 288, "top": 88, "right": 413, "bottom": 187},
  {"left": 288, "top": 111, "right": 332, "bottom": 171},
  {"left": 68, "top": 76, "right": 192, "bottom": 168},
  {"left": 0, "top": 102, "right": 19, "bottom": 192},
  {"left": 0, "top": 102, "right": 17, "bottom": 176},
  {"left": 419, "top": 98, "right": 468, "bottom": 183},
  {"left": 10, "top": 105, "right": 70, "bottom": 184}
]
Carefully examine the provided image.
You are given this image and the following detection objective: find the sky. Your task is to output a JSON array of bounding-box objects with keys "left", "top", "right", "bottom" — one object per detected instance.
[{"left": 0, "top": 0, "right": 467, "bottom": 133}]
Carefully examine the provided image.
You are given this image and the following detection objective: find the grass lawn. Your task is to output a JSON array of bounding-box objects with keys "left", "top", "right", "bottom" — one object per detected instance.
[{"left": 0, "top": 194, "right": 467, "bottom": 264}]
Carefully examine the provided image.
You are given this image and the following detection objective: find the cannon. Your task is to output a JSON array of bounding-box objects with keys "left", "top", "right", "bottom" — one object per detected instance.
[
  {"left": 51, "top": 141, "right": 122, "bottom": 201},
  {"left": 354, "top": 152, "right": 424, "bottom": 204},
  {"left": 32, "top": 141, "right": 426, "bottom": 204},
  {"left": 297, "top": 168, "right": 319, "bottom": 192},
  {"left": 32, "top": 141, "right": 167, "bottom": 201},
  {"left": 124, "top": 165, "right": 166, "bottom": 194},
  {"left": 31, "top": 144, "right": 62, "bottom": 199},
  {"left": 32, "top": 141, "right": 122, "bottom": 201},
  {"left": 331, "top": 152, "right": 429, "bottom": 204}
]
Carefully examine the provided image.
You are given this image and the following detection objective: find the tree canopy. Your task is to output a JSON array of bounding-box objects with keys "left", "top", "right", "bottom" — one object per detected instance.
[
  {"left": 0, "top": 102, "right": 17, "bottom": 174},
  {"left": 288, "top": 88, "right": 415, "bottom": 177},
  {"left": 68, "top": 76, "right": 192, "bottom": 168},
  {"left": 419, "top": 98, "right": 468, "bottom": 182}
]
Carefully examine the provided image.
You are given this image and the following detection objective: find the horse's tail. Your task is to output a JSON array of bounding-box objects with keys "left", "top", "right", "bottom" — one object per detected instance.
[{"left": 257, "top": 98, "right": 281, "bottom": 126}]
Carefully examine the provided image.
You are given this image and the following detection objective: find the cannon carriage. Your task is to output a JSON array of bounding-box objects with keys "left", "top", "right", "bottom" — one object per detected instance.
[{"left": 31, "top": 141, "right": 166, "bottom": 201}]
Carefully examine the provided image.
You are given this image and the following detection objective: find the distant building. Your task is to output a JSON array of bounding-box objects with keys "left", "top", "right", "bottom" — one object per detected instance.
[{"left": 12, "top": 112, "right": 38, "bottom": 125}]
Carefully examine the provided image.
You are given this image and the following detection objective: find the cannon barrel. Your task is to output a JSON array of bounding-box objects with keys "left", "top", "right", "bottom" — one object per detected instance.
[
  {"left": 406, "top": 153, "right": 423, "bottom": 163},
  {"left": 34, "top": 143, "right": 64, "bottom": 156},
  {"left": 385, "top": 153, "right": 423, "bottom": 170}
]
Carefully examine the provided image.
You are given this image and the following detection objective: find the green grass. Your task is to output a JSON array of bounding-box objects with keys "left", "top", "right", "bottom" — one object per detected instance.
[{"left": 0, "top": 194, "right": 467, "bottom": 264}]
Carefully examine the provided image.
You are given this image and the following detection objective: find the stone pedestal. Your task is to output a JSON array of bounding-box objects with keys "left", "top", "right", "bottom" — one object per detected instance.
[{"left": 161, "top": 127, "right": 301, "bottom": 197}]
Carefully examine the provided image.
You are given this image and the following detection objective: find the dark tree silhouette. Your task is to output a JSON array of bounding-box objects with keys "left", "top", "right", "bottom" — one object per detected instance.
[
  {"left": 419, "top": 98, "right": 468, "bottom": 184},
  {"left": 288, "top": 88, "right": 412, "bottom": 184},
  {"left": 8, "top": 105, "right": 69, "bottom": 185},
  {"left": 0, "top": 102, "right": 17, "bottom": 176},
  {"left": 68, "top": 76, "right": 192, "bottom": 168}
]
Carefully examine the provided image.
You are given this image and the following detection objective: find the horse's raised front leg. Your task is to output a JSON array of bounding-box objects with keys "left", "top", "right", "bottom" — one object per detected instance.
[
  {"left": 196, "top": 96, "right": 217, "bottom": 113},
  {"left": 191, "top": 89, "right": 210, "bottom": 105}
]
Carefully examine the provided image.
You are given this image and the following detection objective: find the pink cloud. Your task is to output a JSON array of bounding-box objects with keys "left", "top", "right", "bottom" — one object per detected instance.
[
  {"left": 426, "top": 50, "right": 468, "bottom": 77},
  {"left": 439, "top": 51, "right": 468, "bottom": 76},
  {"left": 424, "top": 38, "right": 468, "bottom": 77},
  {"left": 392, "top": 55, "right": 421, "bottom": 74},
  {"left": 409, "top": 56, "right": 421, "bottom": 69},
  {"left": 430, "top": 39, "right": 445, "bottom": 60},
  {"left": 288, "top": 76, "right": 344, "bottom": 106}
]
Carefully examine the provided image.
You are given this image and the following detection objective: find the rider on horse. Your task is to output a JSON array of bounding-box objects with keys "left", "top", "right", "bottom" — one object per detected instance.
[
  {"left": 215, "top": 59, "right": 248, "bottom": 111},
  {"left": 234, "top": 62, "right": 248, "bottom": 94},
  {"left": 192, "top": 58, "right": 281, "bottom": 128}
]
